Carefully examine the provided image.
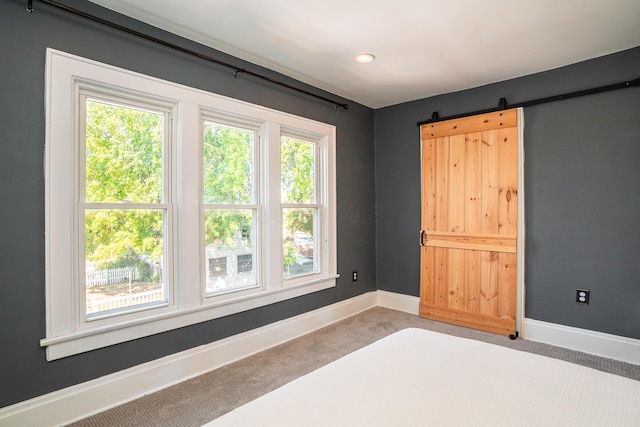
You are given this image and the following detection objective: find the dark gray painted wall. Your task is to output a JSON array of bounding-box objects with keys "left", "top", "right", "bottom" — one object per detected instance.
[
  {"left": 0, "top": 0, "right": 375, "bottom": 407},
  {"left": 374, "top": 47, "right": 640, "bottom": 340}
]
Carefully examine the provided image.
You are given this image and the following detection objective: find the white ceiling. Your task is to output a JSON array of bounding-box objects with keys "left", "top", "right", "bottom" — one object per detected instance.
[{"left": 88, "top": 0, "right": 640, "bottom": 109}]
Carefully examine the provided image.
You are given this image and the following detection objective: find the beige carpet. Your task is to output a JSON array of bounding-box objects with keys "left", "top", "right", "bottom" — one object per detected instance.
[{"left": 70, "top": 307, "right": 640, "bottom": 426}]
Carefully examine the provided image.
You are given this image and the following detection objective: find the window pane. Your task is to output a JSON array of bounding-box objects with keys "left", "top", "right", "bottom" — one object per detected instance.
[
  {"left": 281, "top": 137, "right": 315, "bottom": 204},
  {"left": 205, "top": 209, "right": 256, "bottom": 292},
  {"left": 283, "top": 208, "right": 317, "bottom": 278},
  {"left": 85, "top": 99, "right": 163, "bottom": 204},
  {"left": 203, "top": 122, "right": 254, "bottom": 204},
  {"left": 85, "top": 209, "right": 166, "bottom": 317}
]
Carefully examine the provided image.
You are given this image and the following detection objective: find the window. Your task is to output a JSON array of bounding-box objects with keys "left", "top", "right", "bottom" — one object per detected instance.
[
  {"left": 43, "top": 49, "right": 337, "bottom": 360},
  {"left": 202, "top": 120, "right": 258, "bottom": 294},
  {"left": 82, "top": 95, "right": 171, "bottom": 319},
  {"left": 281, "top": 136, "right": 319, "bottom": 279}
]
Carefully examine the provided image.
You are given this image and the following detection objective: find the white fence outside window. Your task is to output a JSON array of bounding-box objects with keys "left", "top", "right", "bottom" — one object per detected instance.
[
  {"left": 86, "top": 289, "right": 164, "bottom": 314},
  {"left": 86, "top": 267, "right": 138, "bottom": 287}
]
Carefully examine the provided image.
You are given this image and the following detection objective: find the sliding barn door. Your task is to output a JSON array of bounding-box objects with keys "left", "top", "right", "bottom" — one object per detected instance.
[{"left": 419, "top": 109, "right": 519, "bottom": 336}]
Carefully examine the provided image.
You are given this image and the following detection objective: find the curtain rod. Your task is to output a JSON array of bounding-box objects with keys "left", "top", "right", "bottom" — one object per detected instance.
[
  {"left": 417, "top": 77, "right": 640, "bottom": 126},
  {"left": 26, "top": 0, "right": 350, "bottom": 110}
]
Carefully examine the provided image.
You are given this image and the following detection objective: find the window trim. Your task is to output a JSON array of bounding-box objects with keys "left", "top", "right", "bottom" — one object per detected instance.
[{"left": 43, "top": 49, "right": 338, "bottom": 361}]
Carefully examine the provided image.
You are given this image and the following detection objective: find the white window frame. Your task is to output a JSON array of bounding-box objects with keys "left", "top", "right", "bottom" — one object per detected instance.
[{"left": 43, "top": 49, "right": 337, "bottom": 361}]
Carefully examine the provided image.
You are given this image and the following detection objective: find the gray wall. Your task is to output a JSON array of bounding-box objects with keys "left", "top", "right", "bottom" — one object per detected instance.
[
  {"left": 0, "top": 0, "right": 376, "bottom": 407},
  {"left": 375, "top": 47, "right": 640, "bottom": 340}
]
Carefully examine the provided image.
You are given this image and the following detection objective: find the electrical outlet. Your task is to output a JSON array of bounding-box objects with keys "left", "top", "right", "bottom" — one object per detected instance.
[
  {"left": 576, "top": 289, "right": 590, "bottom": 305},
  {"left": 352, "top": 271, "right": 358, "bottom": 281}
]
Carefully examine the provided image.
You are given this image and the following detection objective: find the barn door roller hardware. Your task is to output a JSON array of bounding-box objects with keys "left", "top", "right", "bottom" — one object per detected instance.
[
  {"left": 418, "top": 77, "right": 640, "bottom": 126},
  {"left": 26, "top": 0, "right": 349, "bottom": 110}
]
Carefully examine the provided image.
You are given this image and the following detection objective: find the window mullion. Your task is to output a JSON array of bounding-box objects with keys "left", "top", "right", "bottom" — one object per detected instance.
[
  {"left": 265, "top": 123, "right": 283, "bottom": 288},
  {"left": 81, "top": 202, "right": 172, "bottom": 209},
  {"left": 203, "top": 203, "right": 259, "bottom": 210},
  {"left": 180, "top": 102, "right": 202, "bottom": 309},
  {"left": 280, "top": 203, "right": 321, "bottom": 209}
]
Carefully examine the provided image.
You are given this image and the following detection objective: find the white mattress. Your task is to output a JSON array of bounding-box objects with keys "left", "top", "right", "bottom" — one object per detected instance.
[{"left": 204, "top": 328, "right": 640, "bottom": 426}]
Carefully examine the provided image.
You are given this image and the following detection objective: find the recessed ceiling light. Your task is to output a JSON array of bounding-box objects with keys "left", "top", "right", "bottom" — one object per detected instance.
[{"left": 355, "top": 53, "right": 375, "bottom": 64}]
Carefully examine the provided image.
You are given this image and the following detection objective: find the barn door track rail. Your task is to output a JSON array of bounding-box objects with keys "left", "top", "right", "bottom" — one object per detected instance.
[
  {"left": 26, "top": 0, "right": 350, "bottom": 110},
  {"left": 418, "top": 77, "right": 640, "bottom": 126}
]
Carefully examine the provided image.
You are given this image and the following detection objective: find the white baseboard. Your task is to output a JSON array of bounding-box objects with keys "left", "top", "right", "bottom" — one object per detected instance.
[
  {"left": 376, "top": 290, "right": 419, "bottom": 314},
  {"left": 3, "top": 290, "right": 638, "bottom": 426},
  {"left": 377, "top": 291, "right": 640, "bottom": 365},
  {"left": 0, "top": 292, "right": 377, "bottom": 427},
  {"left": 522, "top": 318, "right": 640, "bottom": 365}
]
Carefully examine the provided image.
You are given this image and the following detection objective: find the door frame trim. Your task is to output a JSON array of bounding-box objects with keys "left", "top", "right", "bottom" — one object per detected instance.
[{"left": 515, "top": 108, "right": 525, "bottom": 335}]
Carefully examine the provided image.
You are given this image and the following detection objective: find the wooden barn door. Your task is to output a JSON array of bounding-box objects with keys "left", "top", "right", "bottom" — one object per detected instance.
[{"left": 419, "top": 109, "right": 519, "bottom": 336}]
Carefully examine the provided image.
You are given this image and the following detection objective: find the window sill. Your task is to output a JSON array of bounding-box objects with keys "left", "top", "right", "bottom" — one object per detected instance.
[{"left": 41, "top": 274, "right": 338, "bottom": 361}]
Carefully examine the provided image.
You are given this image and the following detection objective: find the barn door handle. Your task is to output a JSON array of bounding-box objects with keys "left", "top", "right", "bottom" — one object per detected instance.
[{"left": 420, "top": 230, "right": 426, "bottom": 246}]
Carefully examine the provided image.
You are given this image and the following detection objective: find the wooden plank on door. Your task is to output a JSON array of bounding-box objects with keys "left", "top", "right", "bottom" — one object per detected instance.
[
  {"left": 498, "top": 127, "right": 518, "bottom": 236},
  {"left": 421, "top": 110, "right": 517, "bottom": 139},
  {"left": 479, "top": 128, "right": 500, "bottom": 318},
  {"left": 421, "top": 136, "right": 436, "bottom": 305},
  {"left": 424, "top": 232, "right": 516, "bottom": 252},
  {"left": 480, "top": 250, "right": 499, "bottom": 317},
  {"left": 419, "top": 303, "right": 515, "bottom": 336},
  {"left": 497, "top": 127, "right": 518, "bottom": 322},
  {"left": 464, "top": 132, "right": 481, "bottom": 314},
  {"left": 498, "top": 252, "right": 517, "bottom": 321},
  {"left": 434, "top": 137, "right": 449, "bottom": 307}
]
